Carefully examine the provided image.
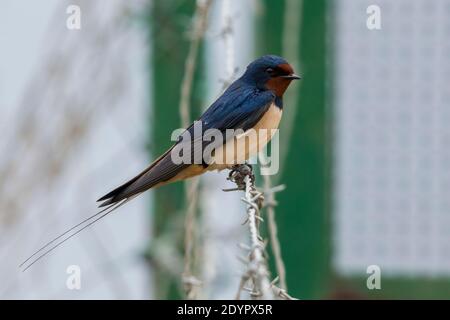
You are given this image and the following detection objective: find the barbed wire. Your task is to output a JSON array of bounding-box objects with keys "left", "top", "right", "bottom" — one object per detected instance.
[
  {"left": 226, "top": 164, "right": 272, "bottom": 299},
  {"left": 225, "top": 164, "right": 297, "bottom": 300}
]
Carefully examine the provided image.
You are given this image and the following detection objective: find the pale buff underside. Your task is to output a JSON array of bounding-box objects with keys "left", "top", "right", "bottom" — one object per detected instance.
[
  {"left": 156, "top": 103, "right": 282, "bottom": 186},
  {"left": 208, "top": 103, "right": 282, "bottom": 171}
]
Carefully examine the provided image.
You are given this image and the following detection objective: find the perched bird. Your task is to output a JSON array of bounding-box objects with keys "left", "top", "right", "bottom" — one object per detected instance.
[
  {"left": 20, "top": 55, "right": 300, "bottom": 270},
  {"left": 98, "top": 55, "right": 300, "bottom": 207}
]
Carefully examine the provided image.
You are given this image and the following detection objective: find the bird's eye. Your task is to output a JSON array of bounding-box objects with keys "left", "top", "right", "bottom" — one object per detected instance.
[{"left": 266, "top": 68, "right": 274, "bottom": 74}]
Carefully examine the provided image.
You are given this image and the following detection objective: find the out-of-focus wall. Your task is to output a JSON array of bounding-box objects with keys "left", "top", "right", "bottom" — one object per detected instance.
[{"left": 333, "top": 0, "right": 450, "bottom": 277}]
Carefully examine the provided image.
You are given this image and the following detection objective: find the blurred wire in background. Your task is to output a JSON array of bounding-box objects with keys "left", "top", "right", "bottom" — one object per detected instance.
[{"left": 0, "top": 0, "right": 150, "bottom": 299}]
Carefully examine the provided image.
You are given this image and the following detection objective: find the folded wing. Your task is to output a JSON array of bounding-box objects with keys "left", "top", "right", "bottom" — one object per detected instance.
[{"left": 97, "top": 82, "right": 275, "bottom": 207}]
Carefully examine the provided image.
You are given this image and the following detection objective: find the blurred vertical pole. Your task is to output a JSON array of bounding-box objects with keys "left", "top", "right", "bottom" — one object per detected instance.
[
  {"left": 258, "top": 0, "right": 330, "bottom": 298},
  {"left": 148, "top": 0, "right": 204, "bottom": 299}
]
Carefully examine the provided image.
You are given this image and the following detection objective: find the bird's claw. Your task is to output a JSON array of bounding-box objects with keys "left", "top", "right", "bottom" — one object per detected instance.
[{"left": 227, "top": 164, "right": 255, "bottom": 189}]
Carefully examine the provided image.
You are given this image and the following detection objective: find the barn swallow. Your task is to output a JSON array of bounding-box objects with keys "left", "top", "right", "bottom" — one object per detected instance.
[
  {"left": 20, "top": 55, "right": 299, "bottom": 270},
  {"left": 98, "top": 55, "right": 300, "bottom": 207}
]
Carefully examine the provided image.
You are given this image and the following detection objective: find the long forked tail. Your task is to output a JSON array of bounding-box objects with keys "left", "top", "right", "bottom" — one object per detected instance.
[
  {"left": 20, "top": 145, "right": 186, "bottom": 270},
  {"left": 96, "top": 146, "right": 188, "bottom": 207},
  {"left": 19, "top": 196, "right": 137, "bottom": 272},
  {"left": 96, "top": 173, "right": 145, "bottom": 207}
]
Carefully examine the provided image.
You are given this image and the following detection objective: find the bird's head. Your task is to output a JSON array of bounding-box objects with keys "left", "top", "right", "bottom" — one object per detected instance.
[{"left": 241, "top": 55, "right": 300, "bottom": 97}]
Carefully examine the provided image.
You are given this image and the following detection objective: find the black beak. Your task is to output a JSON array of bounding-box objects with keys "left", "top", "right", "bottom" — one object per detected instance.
[{"left": 280, "top": 73, "right": 301, "bottom": 80}]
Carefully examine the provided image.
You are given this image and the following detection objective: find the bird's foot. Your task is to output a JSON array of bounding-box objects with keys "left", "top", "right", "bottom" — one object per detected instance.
[{"left": 225, "top": 163, "right": 255, "bottom": 190}]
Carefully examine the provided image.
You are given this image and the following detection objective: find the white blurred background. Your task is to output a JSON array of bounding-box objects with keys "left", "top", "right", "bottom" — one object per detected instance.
[{"left": 0, "top": 0, "right": 151, "bottom": 299}]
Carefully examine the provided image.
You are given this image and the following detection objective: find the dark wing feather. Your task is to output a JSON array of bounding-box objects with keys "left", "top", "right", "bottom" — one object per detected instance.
[
  {"left": 97, "top": 81, "right": 275, "bottom": 206},
  {"left": 201, "top": 82, "right": 275, "bottom": 132},
  {"left": 97, "top": 146, "right": 179, "bottom": 206}
]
